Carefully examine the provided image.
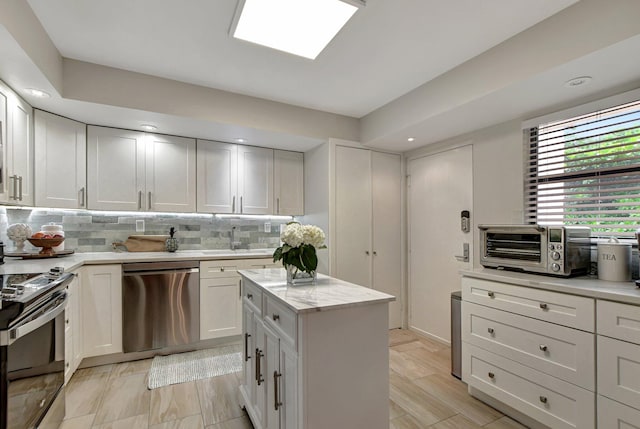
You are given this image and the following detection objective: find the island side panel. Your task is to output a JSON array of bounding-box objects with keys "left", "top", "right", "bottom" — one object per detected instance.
[{"left": 299, "top": 302, "right": 389, "bottom": 429}]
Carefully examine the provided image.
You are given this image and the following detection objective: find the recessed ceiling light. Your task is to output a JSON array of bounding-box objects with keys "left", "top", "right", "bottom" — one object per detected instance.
[
  {"left": 235, "top": 138, "right": 247, "bottom": 143},
  {"left": 232, "top": 0, "right": 364, "bottom": 60},
  {"left": 26, "top": 88, "right": 50, "bottom": 98},
  {"left": 407, "top": 137, "right": 415, "bottom": 142},
  {"left": 140, "top": 124, "right": 157, "bottom": 131},
  {"left": 564, "top": 76, "right": 592, "bottom": 88}
]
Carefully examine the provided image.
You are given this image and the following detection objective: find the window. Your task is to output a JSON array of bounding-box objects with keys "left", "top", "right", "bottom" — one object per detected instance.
[{"left": 525, "top": 99, "right": 640, "bottom": 238}]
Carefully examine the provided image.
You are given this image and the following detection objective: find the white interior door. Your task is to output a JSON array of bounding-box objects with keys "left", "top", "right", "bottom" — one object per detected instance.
[{"left": 408, "top": 146, "right": 472, "bottom": 343}]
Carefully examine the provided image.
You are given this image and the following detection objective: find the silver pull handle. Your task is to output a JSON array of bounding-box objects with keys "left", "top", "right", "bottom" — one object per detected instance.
[
  {"left": 488, "top": 291, "right": 495, "bottom": 298},
  {"left": 488, "top": 372, "right": 495, "bottom": 379},
  {"left": 138, "top": 191, "right": 142, "bottom": 210},
  {"left": 79, "top": 187, "right": 86, "bottom": 207},
  {"left": 539, "top": 396, "right": 548, "bottom": 404},
  {"left": 232, "top": 195, "right": 236, "bottom": 213},
  {"left": 539, "top": 344, "right": 548, "bottom": 352},
  {"left": 487, "top": 328, "right": 494, "bottom": 335},
  {"left": 277, "top": 197, "right": 280, "bottom": 214},
  {"left": 256, "top": 349, "right": 264, "bottom": 385},
  {"left": 10, "top": 175, "right": 17, "bottom": 200},
  {"left": 244, "top": 333, "right": 251, "bottom": 362},
  {"left": 540, "top": 303, "right": 548, "bottom": 310},
  {"left": 148, "top": 191, "right": 152, "bottom": 210},
  {"left": 18, "top": 176, "right": 23, "bottom": 201},
  {"left": 274, "top": 371, "right": 282, "bottom": 411},
  {"left": 272, "top": 314, "right": 280, "bottom": 321},
  {"left": 454, "top": 243, "right": 469, "bottom": 262},
  {"left": 240, "top": 196, "right": 243, "bottom": 213}
]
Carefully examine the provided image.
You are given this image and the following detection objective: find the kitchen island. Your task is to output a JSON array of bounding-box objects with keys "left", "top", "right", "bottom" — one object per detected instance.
[{"left": 238, "top": 268, "right": 395, "bottom": 429}]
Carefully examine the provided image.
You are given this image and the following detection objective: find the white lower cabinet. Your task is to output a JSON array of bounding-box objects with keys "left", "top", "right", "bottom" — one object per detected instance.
[
  {"left": 461, "top": 276, "right": 596, "bottom": 429},
  {"left": 81, "top": 265, "right": 123, "bottom": 358},
  {"left": 65, "top": 271, "right": 82, "bottom": 383},
  {"left": 598, "top": 395, "right": 640, "bottom": 429}
]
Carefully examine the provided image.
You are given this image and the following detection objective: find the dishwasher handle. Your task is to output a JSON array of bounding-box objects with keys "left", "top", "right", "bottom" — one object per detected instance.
[{"left": 123, "top": 268, "right": 199, "bottom": 276}]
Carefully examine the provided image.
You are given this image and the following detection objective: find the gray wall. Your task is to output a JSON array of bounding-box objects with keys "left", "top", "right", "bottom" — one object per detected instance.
[{"left": 0, "top": 207, "right": 288, "bottom": 253}]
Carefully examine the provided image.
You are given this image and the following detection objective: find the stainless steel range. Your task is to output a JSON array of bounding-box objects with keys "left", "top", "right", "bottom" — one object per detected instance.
[{"left": 0, "top": 268, "right": 74, "bottom": 429}]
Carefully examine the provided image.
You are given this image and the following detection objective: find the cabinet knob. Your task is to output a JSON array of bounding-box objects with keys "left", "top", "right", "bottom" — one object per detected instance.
[
  {"left": 487, "top": 291, "right": 495, "bottom": 298},
  {"left": 365, "top": 250, "right": 370, "bottom": 255},
  {"left": 539, "top": 303, "right": 548, "bottom": 310},
  {"left": 487, "top": 328, "right": 494, "bottom": 335},
  {"left": 221, "top": 267, "right": 225, "bottom": 272},
  {"left": 539, "top": 396, "right": 548, "bottom": 404},
  {"left": 488, "top": 372, "right": 495, "bottom": 379},
  {"left": 66, "top": 318, "right": 70, "bottom": 324},
  {"left": 539, "top": 344, "right": 548, "bottom": 352},
  {"left": 247, "top": 293, "right": 253, "bottom": 300},
  {"left": 373, "top": 251, "right": 377, "bottom": 256},
  {"left": 272, "top": 314, "right": 280, "bottom": 321}
]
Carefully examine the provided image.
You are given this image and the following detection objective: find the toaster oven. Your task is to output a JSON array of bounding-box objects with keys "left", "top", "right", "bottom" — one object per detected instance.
[{"left": 479, "top": 225, "right": 591, "bottom": 276}]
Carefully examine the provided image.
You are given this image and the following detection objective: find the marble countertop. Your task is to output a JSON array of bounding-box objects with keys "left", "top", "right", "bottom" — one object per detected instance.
[
  {"left": 0, "top": 249, "right": 276, "bottom": 275},
  {"left": 238, "top": 268, "right": 396, "bottom": 314},
  {"left": 461, "top": 267, "right": 640, "bottom": 305}
]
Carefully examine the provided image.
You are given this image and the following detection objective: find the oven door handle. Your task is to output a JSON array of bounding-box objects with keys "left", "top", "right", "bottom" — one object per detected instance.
[{"left": 2, "top": 295, "right": 67, "bottom": 346}]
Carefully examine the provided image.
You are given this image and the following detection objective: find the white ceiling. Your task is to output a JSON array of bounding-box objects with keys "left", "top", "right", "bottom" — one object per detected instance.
[{"left": 26, "top": 0, "right": 577, "bottom": 118}]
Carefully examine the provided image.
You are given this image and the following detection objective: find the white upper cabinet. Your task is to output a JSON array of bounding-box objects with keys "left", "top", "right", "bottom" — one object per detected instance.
[
  {"left": 88, "top": 126, "right": 195, "bottom": 212},
  {"left": 35, "top": 110, "right": 87, "bottom": 209},
  {"left": 238, "top": 145, "right": 273, "bottom": 215},
  {"left": 197, "top": 140, "right": 238, "bottom": 213},
  {"left": 145, "top": 133, "right": 196, "bottom": 212},
  {"left": 274, "top": 150, "right": 304, "bottom": 216},
  {"left": 0, "top": 82, "right": 34, "bottom": 206},
  {"left": 197, "top": 140, "right": 275, "bottom": 215}
]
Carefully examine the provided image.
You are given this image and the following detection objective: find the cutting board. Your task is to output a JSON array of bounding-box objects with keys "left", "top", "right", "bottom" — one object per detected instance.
[{"left": 118, "top": 235, "right": 169, "bottom": 252}]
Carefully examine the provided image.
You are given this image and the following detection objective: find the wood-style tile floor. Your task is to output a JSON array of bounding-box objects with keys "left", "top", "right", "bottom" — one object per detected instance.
[{"left": 60, "top": 329, "right": 527, "bottom": 429}]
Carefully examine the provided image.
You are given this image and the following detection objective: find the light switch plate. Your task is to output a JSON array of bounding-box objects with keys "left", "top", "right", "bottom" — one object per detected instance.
[
  {"left": 264, "top": 222, "right": 271, "bottom": 233},
  {"left": 136, "top": 219, "right": 145, "bottom": 232}
]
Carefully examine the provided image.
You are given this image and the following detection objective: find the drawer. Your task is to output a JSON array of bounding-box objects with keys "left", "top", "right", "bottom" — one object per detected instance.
[
  {"left": 463, "top": 344, "right": 595, "bottom": 429},
  {"left": 598, "top": 395, "right": 640, "bottom": 428},
  {"left": 264, "top": 296, "right": 297, "bottom": 347},
  {"left": 462, "top": 302, "right": 595, "bottom": 390},
  {"left": 247, "top": 260, "right": 279, "bottom": 270},
  {"left": 200, "top": 260, "right": 241, "bottom": 279},
  {"left": 597, "top": 300, "right": 640, "bottom": 345},
  {"left": 243, "top": 279, "right": 263, "bottom": 315},
  {"left": 597, "top": 335, "right": 640, "bottom": 410},
  {"left": 462, "top": 277, "right": 595, "bottom": 331}
]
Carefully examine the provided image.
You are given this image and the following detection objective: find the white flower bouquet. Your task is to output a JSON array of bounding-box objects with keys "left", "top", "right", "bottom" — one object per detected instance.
[{"left": 273, "top": 222, "right": 326, "bottom": 282}]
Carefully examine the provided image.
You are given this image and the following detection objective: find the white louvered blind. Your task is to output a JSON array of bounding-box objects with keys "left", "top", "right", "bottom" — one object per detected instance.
[{"left": 525, "top": 99, "right": 640, "bottom": 238}]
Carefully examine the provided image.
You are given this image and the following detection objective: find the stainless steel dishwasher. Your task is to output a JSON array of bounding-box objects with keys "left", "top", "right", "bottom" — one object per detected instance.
[{"left": 122, "top": 261, "right": 200, "bottom": 353}]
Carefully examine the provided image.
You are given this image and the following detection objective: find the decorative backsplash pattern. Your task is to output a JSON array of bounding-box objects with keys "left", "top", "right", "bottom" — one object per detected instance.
[{"left": 0, "top": 207, "right": 290, "bottom": 253}]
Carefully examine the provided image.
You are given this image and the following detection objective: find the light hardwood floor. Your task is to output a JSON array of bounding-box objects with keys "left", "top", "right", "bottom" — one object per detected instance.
[{"left": 60, "top": 329, "right": 526, "bottom": 429}]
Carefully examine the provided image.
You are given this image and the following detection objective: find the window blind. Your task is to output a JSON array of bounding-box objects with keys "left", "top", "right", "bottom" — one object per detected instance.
[{"left": 525, "top": 99, "right": 640, "bottom": 238}]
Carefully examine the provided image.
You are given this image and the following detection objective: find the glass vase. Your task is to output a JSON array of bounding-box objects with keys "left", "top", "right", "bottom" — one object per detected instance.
[{"left": 285, "top": 264, "right": 317, "bottom": 285}]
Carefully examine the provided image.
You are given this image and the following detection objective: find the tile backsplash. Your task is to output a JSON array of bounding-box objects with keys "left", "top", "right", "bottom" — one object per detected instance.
[{"left": 0, "top": 207, "right": 290, "bottom": 253}]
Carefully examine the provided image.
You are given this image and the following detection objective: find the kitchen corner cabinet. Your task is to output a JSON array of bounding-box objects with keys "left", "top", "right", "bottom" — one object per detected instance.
[
  {"left": 274, "top": 150, "right": 303, "bottom": 215},
  {"left": 0, "top": 81, "right": 34, "bottom": 205},
  {"left": 87, "top": 125, "right": 196, "bottom": 212},
  {"left": 35, "top": 110, "right": 87, "bottom": 208},
  {"left": 80, "top": 264, "right": 123, "bottom": 358},
  {"left": 197, "top": 140, "right": 274, "bottom": 215},
  {"left": 333, "top": 146, "right": 402, "bottom": 328}
]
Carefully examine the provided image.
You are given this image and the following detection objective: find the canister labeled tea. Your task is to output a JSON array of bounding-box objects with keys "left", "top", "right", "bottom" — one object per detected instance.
[{"left": 597, "top": 237, "right": 631, "bottom": 282}]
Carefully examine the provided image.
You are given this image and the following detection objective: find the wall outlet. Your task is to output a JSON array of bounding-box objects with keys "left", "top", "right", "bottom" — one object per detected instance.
[
  {"left": 136, "top": 219, "right": 145, "bottom": 232},
  {"left": 264, "top": 222, "right": 271, "bottom": 233}
]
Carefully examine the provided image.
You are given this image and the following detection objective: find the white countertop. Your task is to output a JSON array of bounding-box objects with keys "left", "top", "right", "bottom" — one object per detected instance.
[
  {"left": 0, "top": 249, "right": 276, "bottom": 275},
  {"left": 461, "top": 267, "right": 640, "bottom": 305},
  {"left": 238, "top": 268, "right": 396, "bottom": 314}
]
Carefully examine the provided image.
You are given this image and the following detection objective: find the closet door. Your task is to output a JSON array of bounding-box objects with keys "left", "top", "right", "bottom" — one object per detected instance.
[
  {"left": 334, "top": 146, "right": 372, "bottom": 288},
  {"left": 372, "top": 152, "right": 402, "bottom": 328}
]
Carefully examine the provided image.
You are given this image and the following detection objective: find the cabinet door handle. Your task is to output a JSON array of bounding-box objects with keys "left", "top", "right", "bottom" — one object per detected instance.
[
  {"left": 274, "top": 371, "right": 282, "bottom": 411},
  {"left": 539, "top": 396, "right": 548, "bottom": 404},
  {"left": 232, "top": 195, "right": 236, "bottom": 213},
  {"left": 138, "top": 191, "right": 142, "bottom": 210},
  {"left": 277, "top": 197, "right": 280, "bottom": 214},
  {"left": 240, "top": 196, "right": 243, "bottom": 213},
  {"left": 539, "top": 344, "right": 548, "bottom": 352},
  {"left": 256, "top": 349, "right": 264, "bottom": 385},
  {"left": 17, "top": 176, "right": 23, "bottom": 201},
  {"left": 10, "top": 175, "right": 17, "bottom": 200},
  {"left": 539, "top": 303, "right": 548, "bottom": 310},
  {"left": 244, "top": 333, "right": 251, "bottom": 362},
  {"left": 272, "top": 314, "right": 280, "bottom": 322},
  {"left": 487, "top": 328, "right": 494, "bottom": 335},
  {"left": 487, "top": 291, "right": 495, "bottom": 298},
  {"left": 488, "top": 372, "right": 495, "bottom": 379},
  {"left": 79, "top": 187, "right": 86, "bottom": 207},
  {"left": 148, "top": 191, "right": 152, "bottom": 210}
]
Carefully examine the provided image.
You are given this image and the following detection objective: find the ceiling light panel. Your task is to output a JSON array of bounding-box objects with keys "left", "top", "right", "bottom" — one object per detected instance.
[{"left": 232, "top": 0, "right": 361, "bottom": 60}]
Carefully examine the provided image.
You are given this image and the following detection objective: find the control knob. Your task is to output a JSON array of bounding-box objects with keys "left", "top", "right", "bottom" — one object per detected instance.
[
  {"left": 551, "top": 263, "right": 561, "bottom": 272},
  {"left": 551, "top": 251, "right": 561, "bottom": 261}
]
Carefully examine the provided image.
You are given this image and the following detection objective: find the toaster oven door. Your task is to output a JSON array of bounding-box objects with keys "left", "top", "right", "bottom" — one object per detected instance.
[{"left": 480, "top": 225, "right": 548, "bottom": 272}]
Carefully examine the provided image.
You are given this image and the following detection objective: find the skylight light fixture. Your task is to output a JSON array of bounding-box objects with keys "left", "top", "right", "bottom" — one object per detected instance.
[{"left": 231, "top": 0, "right": 365, "bottom": 60}]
